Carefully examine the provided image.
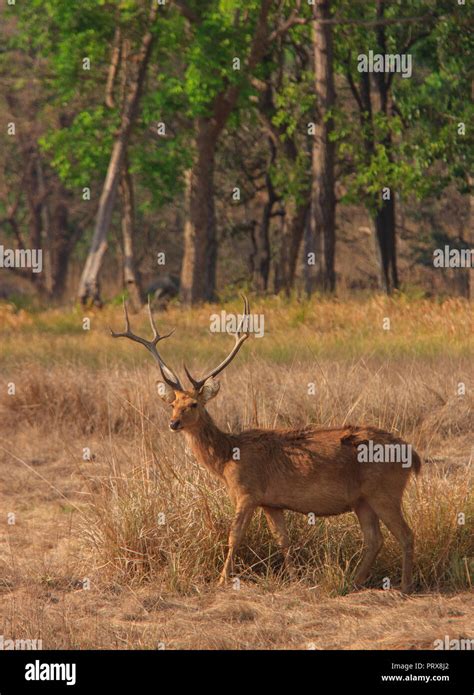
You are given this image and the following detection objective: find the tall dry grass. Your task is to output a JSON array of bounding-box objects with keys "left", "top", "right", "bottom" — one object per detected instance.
[{"left": 1, "top": 351, "right": 472, "bottom": 596}]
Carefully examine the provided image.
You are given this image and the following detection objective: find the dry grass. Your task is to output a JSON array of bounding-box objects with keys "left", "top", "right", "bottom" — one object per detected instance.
[
  {"left": 0, "top": 296, "right": 472, "bottom": 649},
  {"left": 0, "top": 294, "right": 472, "bottom": 367}
]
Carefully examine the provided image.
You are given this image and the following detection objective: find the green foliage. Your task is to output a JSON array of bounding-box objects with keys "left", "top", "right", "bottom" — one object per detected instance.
[
  {"left": 129, "top": 132, "right": 191, "bottom": 209},
  {"left": 3, "top": 0, "right": 472, "bottom": 281},
  {"left": 40, "top": 108, "right": 118, "bottom": 187},
  {"left": 273, "top": 73, "right": 315, "bottom": 138},
  {"left": 333, "top": 0, "right": 473, "bottom": 214},
  {"left": 183, "top": 2, "right": 262, "bottom": 117},
  {"left": 11, "top": 0, "right": 273, "bottom": 208},
  {"left": 16, "top": 0, "right": 115, "bottom": 99}
]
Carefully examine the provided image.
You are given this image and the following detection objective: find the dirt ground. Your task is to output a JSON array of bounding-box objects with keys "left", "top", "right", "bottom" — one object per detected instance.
[{"left": 1, "top": 428, "right": 472, "bottom": 650}]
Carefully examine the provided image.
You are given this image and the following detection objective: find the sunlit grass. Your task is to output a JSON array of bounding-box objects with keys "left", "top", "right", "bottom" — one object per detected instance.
[
  {"left": 1, "top": 294, "right": 472, "bottom": 596},
  {"left": 0, "top": 295, "right": 472, "bottom": 368}
]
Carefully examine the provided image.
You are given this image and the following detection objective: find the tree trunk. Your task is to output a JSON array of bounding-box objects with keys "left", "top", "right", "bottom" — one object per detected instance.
[
  {"left": 180, "top": 118, "right": 217, "bottom": 304},
  {"left": 49, "top": 202, "right": 74, "bottom": 299},
  {"left": 348, "top": 7, "right": 400, "bottom": 296},
  {"left": 287, "top": 202, "right": 310, "bottom": 293},
  {"left": 468, "top": 175, "right": 473, "bottom": 301},
  {"left": 22, "top": 146, "right": 46, "bottom": 291},
  {"left": 459, "top": 174, "right": 473, "bottom": 299},
  {"left": 355, "top": 71, "right": 395, "bottom": 293},
  {"left": 36, "top": 156, "right": 53, "bottom": 294},
  {"left": 311, "top": 0, "right": 336, "bottom": 293},
  {"left": 119, "top": 156, "right": 144, "bottom": 312},
  {"left": 274, "top": 130, "right": 311, "bottom": 295},
  {"left": 254, "top": 64, "right": 311, "bottom": 297},
  {"left": 275, "top": 200, "right": 310, "bottom": 294},
  {"left": 77, "top": 1, "right": 158, "bottom": 306},
  {"left": 372, "top": 0, "right": 399, "bottom": 294},
  {"left": 304, "top": 205, "right": 318, "bottom": 296},
  {"left": 252, "top": 137, "right": 277, "bottom": 293},
  {"left": 373, "top": 194, "right": 398, "bottom": 294},
  {"left": 105, "top": 26, "right": 121, "bottom": 109},
  {"left": 179, "top": 0, "right": 272, "bottom": 304},
  {"left": 251, "top": 201, "right": 272, "bottom": 293},
  {"left": 46, "top": 182, "right": 86, "bottom": 300}
]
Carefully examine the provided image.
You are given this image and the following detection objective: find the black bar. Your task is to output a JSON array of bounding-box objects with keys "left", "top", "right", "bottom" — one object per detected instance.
[{"left": 0, "top": 649, "right": 471, "bottom": 693}]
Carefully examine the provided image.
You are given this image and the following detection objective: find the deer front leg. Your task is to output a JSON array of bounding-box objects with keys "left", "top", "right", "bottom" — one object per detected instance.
[
  {"left": 218, "top": 502, "right": 255, "bottom": 585},
  {"left": 262, "top": 506, "right": 295, "bottom": 577}
]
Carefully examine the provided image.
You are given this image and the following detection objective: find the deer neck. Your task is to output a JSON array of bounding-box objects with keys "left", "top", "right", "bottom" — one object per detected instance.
[{"left": 184, "top": 410, "right": 233, "bottom": 479}]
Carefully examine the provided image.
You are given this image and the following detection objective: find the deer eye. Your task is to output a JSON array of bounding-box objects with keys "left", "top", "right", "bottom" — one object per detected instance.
[{"left": 190, "top": 403, "right": 198, "bottom": 409}]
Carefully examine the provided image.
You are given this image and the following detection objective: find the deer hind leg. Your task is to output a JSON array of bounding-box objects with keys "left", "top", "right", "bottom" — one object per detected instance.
[
  {"left": 354, "top": 499, "right": 384, "bottom": 588},
  {"left": 262, "top": 507, "right": 294, "bottom": 576},
  {"left": 370, "top": 499, "right": 414, "bottom": 594},
  {"left": 218, "top": 502, "right": 255, "bottom": 586}
]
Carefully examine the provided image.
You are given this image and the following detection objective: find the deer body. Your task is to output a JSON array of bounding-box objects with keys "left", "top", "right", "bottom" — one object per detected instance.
[
  {"left": 111, "top": 297, "right": 420, "bottom": 593},
  {"left": 182, "top": 407, "right": 419, "bottom": 514},
  {"left": 181, "top": 405, "right": 420, "bottom": 591},
  {"left": 226, "top": 425, "right": 419, "bottom": 514}
]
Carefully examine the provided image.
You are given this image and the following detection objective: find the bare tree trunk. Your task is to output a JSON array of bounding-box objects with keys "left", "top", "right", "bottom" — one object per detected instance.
[
  {"left": 119, "top": 156, "right": 144, "bottom": 312},
  {"left": 23, "top": 148, "right": 48, "bottom": 293},
  {"left": 287, "top": 202, "right": 310, "bottom": 292},
  {"left": 35, "top": 156, "right": 54, "bottom": 294},
  {"left": 251, "top": 137, "right": 277, "bottom": 293},
  {"left": 77, "top": 1, "right": 158, "bottom": 306},
  {"left": 105, "top": 31, "right": 143, "bottom": 310},
  {"left": 49, "top": 201, "right": 82, "bottom": 299},
  {"left": 373, "top": 194, "right": 398, "bottom": 293},
  {"left": 372, "top": 0, "right": 399, "bottom": 294},
  {"left": 45, "top": 178, "right": 87, "bottom": 300},
  {"left": 179, "top": 0, "right": 272, "bottom": 304},
  {"left": 311, "top": 0, "right": 336, "bottom": 293},
  {"left": 347, "top": 24, "right": 399, "bottom": 294},
  {"left": 275, "top": 200, "right": 310, "bottom": 294},
  {"left": 355, "top": 71, "right": 398, "bottom": 293},
  {"left": 304, "top": 206, "right": 318, "bottom": 296},
  {"left": 105, "top": 26, "right": 121, "bottom": 109},
  {"left": 76, "top": 139, "right": 121, "bottom": 306},
  {"left": 459, "top": 174, "right": 473, "bottom": 299},
  {"left": 468, "top": 175, "right": 473, "bottom": 301},
  {"left": 251, "top": 202, "right": 272, "bottom": 294},
  {"left": 180, "top": 119, "right": 217, "bottom": 304}
]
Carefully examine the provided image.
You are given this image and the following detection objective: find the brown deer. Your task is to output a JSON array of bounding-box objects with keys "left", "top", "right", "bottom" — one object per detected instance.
[{"left": 111, "top": 297, "right": 421, "bottom": 593}]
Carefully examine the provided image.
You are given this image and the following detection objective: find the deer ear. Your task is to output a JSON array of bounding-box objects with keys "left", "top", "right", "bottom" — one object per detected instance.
[
  {"left": 199, "top": 377, "right": 220, "bottom": 403},
  {"left": 156, "top": 381, "right": 175, "bottom": 404}
]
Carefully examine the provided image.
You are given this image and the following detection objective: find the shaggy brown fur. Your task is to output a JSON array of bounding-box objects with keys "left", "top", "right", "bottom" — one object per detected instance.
[{"left": 160, "top": 383, "right": 421, "bottom": 593}]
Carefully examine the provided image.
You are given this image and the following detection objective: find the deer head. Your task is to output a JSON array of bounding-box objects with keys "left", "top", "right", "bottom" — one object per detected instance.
[{"left": 111, "top": 296, "right": 250, "bottom": 432}]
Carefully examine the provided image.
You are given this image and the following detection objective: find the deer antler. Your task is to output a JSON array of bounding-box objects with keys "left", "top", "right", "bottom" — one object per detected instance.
[
  {"left": 184, "top": 295, "right": 250, "bottom": 391},
  {"left": 110, "top": 297, "right": 183, "bottom": 391}
]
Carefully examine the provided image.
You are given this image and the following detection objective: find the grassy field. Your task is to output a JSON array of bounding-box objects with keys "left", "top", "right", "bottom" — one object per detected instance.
[{"left": 0, "top": 295, "right": 472, "bottom": 649}]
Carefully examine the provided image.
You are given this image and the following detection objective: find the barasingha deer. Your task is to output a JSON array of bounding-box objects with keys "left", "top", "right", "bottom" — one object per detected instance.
[{"left": 111, "top": 297, "right": 421, "bottom": 593}]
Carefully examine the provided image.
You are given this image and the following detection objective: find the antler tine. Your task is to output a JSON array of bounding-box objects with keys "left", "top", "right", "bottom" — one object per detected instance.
[
  {"left": 184, "top": 295, "right": 251, "bottom": 391},
  {"left": 109, "top": 297, "right": 131, "bottom": 337},
  {"left": 237, "top": 293, "right": 250, "bottom": 337},
  {"left": 110, "top": 298, "right": 183, "bottom": 391},
  {"left": 183, "top": 363, "right": 200, "bottom": 390},
  {"left": 146, "top": 295, "right": 175, "bottom": 345}
]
